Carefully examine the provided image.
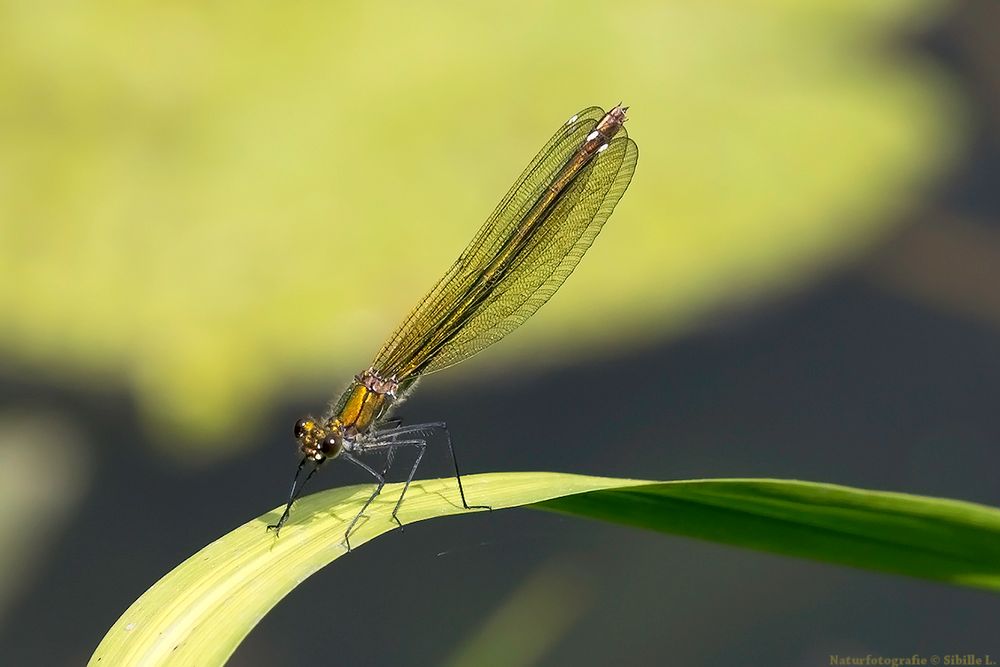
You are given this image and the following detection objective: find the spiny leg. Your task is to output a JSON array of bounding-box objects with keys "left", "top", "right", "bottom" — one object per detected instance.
[
  {"left": 370, "top": 422, "right": 491, "bottom": 513},
  {"left": 439, "top": 425, "right": 491, "bottom": 512},
  {"left": 369, "top": 421, "right": 443, "bottom": 439},
  {"left": 356, "top": 438, "right": 427, "bottom": 529},
  {"left": 379, "top": 445, "right": 402, "bottom": 528},
  {"left": 389, "top": 440, "right": 426, "bottom": 526},
  {"left": 268, "top": 456, "right": 319, "bottom": 535},
  {"left": 380, "top": 444, "right": 397, "bottom": 477},
  {"left": 340, "top": 453, "right": 387, "bottom": 551}
]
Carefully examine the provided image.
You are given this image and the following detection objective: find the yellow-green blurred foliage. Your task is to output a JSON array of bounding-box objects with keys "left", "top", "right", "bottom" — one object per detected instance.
[{"left": 0, "top": 1, "right": 962, "bottom": 453}]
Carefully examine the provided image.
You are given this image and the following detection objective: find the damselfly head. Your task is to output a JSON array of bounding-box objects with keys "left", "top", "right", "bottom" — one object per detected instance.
[{"left": 293, "top": 416, "right": 342, "bottom": 462}]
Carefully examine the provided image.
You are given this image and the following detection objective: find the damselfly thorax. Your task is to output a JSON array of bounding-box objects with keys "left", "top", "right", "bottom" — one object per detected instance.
[{"left": 293, "top": 368, "right": 400, "bottom": 461}]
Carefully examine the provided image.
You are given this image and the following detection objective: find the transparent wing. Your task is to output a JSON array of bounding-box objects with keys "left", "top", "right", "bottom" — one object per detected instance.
[
  {"left": 453, "top": 106, "right": 606, "bottom": 276},
  {"left": 372, "top": 107, "right": 605, "bottom": 376},
  {"left": 417, "top": 136, "right": 637, "bottom": 376},
  {"left": 372, "top": 108, "right": 637, "bottom": 380},
  {"left": 373, "top": 107, "right": 604, "bottom": 376}
]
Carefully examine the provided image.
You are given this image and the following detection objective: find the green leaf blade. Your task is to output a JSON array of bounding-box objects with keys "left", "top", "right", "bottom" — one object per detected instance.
[
  {"left": 538, "top": 479, "right": 1000, "bottom": 590},
  {"left": 90, "top": 473, "right": 1000, "bottom": 667}
]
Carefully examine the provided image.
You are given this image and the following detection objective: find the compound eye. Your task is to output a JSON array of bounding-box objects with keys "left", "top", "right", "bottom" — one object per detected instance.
[
  {"left": 293, "top": 418, "right": 309, "bottom": 439},
  {"left": 320, "top": 434, "right": 341, "bottom": 456}
]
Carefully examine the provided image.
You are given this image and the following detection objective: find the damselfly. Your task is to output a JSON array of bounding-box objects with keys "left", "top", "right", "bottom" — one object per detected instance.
[{"left": 269, "top": 104, "right": 638, "bottom": 545}]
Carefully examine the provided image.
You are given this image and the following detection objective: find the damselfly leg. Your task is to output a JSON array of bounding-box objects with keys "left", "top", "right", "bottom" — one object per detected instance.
[
  {"left": 337, "top": 422, "right": 491, "bottom": 550},
  {"left": 367, "top": 422, "right": 491, "bottom": 515},
  {"left": 268, "top": 457, "right": 320, "bottom": 535}
]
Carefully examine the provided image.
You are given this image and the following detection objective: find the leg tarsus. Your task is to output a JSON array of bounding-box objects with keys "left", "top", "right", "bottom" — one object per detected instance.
[
  {"left": 339, "top": 423, "right": 490, "bottom": 543},
  {"left": 389, "top": 442, "right": 426, "bottom": 528},
  {"left": 341, "top": 453, "right": 388, "bottom": 548},
  {"left": 441, "top": 428, "right": 491, "bottom": 513},
  {"left": 268, "top": 457, "right": 321, "bottom": 535},
  {"left": 380, "top": 446, "right": 406, "bottom": 531}
]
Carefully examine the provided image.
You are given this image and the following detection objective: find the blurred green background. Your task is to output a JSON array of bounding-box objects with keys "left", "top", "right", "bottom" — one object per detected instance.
[
  {"left": 0, "top": 0, "right": 956, "bottom": 447},
  {"left": 1, "top": 0, "right": 998, "bottom": 665}
]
